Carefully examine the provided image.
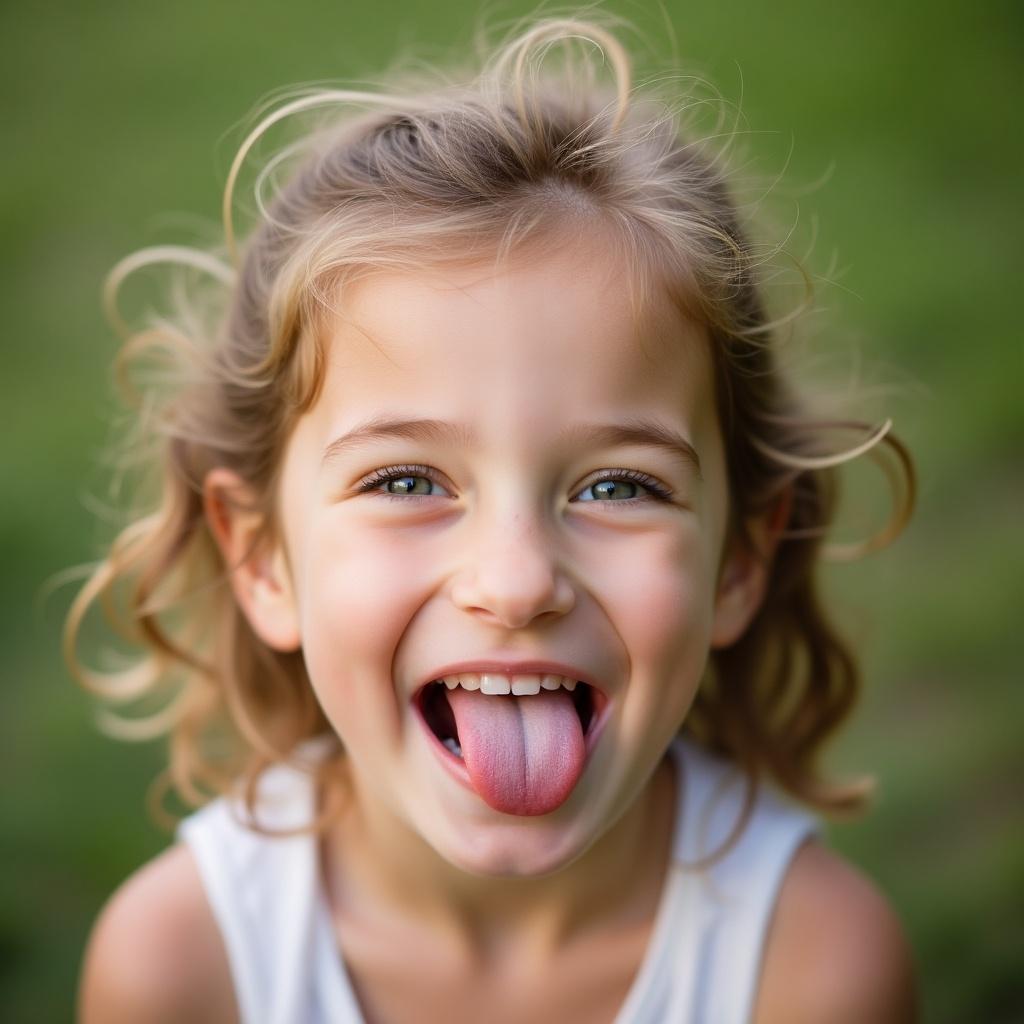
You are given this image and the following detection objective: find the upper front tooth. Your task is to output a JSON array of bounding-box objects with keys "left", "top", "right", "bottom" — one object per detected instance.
[
  {"left": 511, "top": 675, "right": 542, "bottom": 695},
  {"left": 437, "top": 673, "right": 579, "bottom": 694},
  {"left": 480, "top": 674, "right": 511, "bottom": 695}
]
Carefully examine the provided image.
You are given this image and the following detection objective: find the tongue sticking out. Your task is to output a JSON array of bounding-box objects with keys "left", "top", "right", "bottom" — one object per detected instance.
[{"left": 445, "top": 687, "right": 586, "bottom": 816}]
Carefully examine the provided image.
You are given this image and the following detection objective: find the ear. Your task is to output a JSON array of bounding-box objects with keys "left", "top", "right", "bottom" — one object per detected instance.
[
  {"left": 203, "top": 467, "right": 301, "bottom": 652},
  {"left": 710, "top": 488, "right": 791, "bottom": 650}
]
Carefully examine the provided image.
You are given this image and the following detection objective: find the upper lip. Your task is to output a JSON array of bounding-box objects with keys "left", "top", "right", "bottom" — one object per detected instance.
[{"left": 415, "top": 659, "right": 604, "bottom": 697}]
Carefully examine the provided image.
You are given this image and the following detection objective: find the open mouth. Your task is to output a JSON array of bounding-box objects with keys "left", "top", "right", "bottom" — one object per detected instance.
[
  {"left": 417, "top": 680, "right": 599, "bottom": 759},
  {"left": 413, "top": 677, "right": 609, "bottom": 815}
]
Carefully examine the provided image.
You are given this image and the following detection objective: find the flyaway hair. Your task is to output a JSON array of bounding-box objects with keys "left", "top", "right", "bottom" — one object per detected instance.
[{"left": 65, "top": 12, "right": 915, "bottom": 839}]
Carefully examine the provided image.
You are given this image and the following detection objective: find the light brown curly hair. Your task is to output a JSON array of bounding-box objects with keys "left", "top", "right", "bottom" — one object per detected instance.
[{"left": 64, "top": 13, "right": 915, "bottom": 837}]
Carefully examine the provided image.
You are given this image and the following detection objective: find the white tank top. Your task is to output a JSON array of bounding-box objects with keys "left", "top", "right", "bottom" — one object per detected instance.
[{"left": 178, "top": 736, "right": 818, "bottom": 1024}]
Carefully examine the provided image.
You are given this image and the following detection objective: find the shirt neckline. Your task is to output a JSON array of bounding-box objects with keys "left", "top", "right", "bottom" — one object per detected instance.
[{"left": 310, "top": 738, "right": 689, "bottom": 1022}]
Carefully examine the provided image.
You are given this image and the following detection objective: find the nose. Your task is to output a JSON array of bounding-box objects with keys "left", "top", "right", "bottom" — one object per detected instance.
[{"left": 449, "top": 513, "right": 576, "bottom": 629}]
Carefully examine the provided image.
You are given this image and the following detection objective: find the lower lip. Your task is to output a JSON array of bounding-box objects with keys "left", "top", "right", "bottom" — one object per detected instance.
[{"left": 412, "top": 687, "right": 611, "bottom": 806}]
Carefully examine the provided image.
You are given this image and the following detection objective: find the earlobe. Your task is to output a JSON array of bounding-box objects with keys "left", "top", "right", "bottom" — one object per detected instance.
[
  {"left": 710, "top": 540, "right": 769, "bottom": 649},
  {"left": 710, "top": 489, "right": 791, "bottom": 649},
  {"left": 203, "top": 468, "right": 301, "bottom": 653}
]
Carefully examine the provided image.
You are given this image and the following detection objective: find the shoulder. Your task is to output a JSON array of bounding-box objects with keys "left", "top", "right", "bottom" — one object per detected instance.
[
  {"left": 754, "top": 839, "right": 918, "bottom": 1024},
  {"left": 78, "top": 842, "right": 238, "bottom": 1024}
]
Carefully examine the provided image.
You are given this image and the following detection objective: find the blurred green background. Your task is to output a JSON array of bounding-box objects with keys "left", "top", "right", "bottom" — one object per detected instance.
[{"left": 2, "top": 1, "right": 1020, "bottom": 1020}]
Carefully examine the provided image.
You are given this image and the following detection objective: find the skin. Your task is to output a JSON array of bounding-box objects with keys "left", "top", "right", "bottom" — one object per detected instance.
[{"left": 78, "top": 241, "right": 917, "bottom": 1022}]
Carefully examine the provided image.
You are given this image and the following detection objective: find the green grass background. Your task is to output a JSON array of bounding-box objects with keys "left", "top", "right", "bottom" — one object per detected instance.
[{"left": 2, "top": 1, "right": 1020, "bottom": 1020}]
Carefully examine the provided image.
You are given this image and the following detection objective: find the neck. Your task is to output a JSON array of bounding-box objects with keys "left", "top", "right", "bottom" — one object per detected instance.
[{"left": 319, "top": 752, "right": 677, "bottom": 961}]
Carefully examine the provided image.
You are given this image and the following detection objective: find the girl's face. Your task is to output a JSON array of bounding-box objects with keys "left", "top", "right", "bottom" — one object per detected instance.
[{"left": 252, "top": 242, "right": 762, "bottom": 876}]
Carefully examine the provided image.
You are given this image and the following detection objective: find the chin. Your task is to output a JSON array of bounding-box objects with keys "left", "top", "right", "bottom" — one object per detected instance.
[{"left": 425, "top": 809, "right": 599, "bottom": 880}]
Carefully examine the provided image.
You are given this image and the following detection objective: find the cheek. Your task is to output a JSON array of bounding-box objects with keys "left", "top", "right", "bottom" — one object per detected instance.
[
  {"left": 592, "top": 528, "right": 716, "bottom": 723},
  {"left": 294, "top": 520, "right": 435, "bottom": 729}
]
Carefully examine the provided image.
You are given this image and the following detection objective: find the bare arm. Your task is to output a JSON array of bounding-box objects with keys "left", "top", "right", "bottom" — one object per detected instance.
[
  {"left": 78, "top": 843, "right": 239, "bottom": 1024},
  {"left": 755, "top": 840, "right": 918, "bottom": 1024}
]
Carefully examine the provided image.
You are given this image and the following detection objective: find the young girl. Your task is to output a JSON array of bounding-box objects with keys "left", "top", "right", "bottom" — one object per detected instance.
[{"left": 69, "top": 14, "right": 918, "bottom": 1023}]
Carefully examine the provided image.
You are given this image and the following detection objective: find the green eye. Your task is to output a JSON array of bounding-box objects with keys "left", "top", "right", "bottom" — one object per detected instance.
[
  {"left": 358, "top": 464, "right": 449, "bottom": 498},
  {"left": 575, "top": 470, "right": 672, "bottom": 503},
  {"left": 384, "top": 474, "right": 435, "bottom": 495},
  {"left": 577, "top": 479, "right": 638, "bottom": 499}
]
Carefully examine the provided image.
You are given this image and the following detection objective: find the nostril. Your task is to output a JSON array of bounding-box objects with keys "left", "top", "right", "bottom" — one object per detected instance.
[{"left": 449, "top": 556, "right": 576, "bottom": 629}]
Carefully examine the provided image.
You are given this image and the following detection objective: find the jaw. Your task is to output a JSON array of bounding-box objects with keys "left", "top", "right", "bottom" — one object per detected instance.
[{"left": 395, "top": 687, "right": 675, "bottom": 886}]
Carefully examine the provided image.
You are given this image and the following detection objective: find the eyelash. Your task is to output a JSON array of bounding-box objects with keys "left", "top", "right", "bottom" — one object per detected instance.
[
  {"left": 589, "top": 469, "right": 674, "bottom": 503},
  {"left": 356, "top": 464, "right": 674, "bottom": 505},
  {"left": 356, "top": 464, "right": 438, "bottom": 501}
]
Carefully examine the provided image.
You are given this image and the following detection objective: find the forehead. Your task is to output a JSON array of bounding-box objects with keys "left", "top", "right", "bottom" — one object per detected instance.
[{"left": 315, "top": 247, "right": 716, "bottom": 436}]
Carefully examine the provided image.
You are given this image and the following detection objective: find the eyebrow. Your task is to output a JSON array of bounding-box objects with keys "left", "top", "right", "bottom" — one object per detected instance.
[
  {"left": 321, "top": 416, "right": 702, "bottom": 478},
  {"left": 561, "top": 419, "right": 703, "bottom": 478}
]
